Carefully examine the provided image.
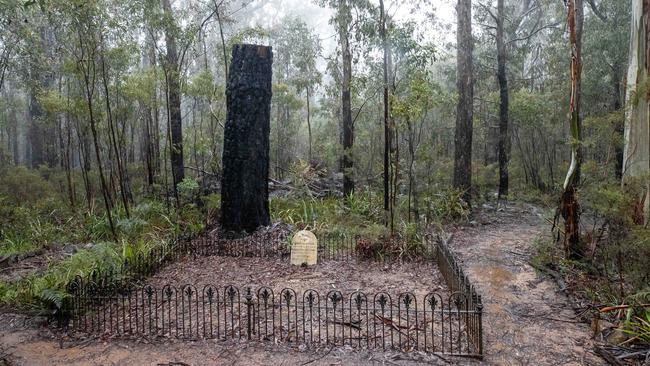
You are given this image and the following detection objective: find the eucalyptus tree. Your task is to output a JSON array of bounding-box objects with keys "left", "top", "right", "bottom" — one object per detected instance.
[
  {"left": 453, "top": 0, "right": 474, "bottom": 205},
  {"left": 161, "top": 0, "right": 185, "bottom": 200},
  {"left": 67, "top": 0, "right": 119, "bottom": 240},
  {"left": 268, "top": 17, "right": 322, "bottom": 175},
  {"left": 141, "top": 0, "right": 221, "bottom": 203},
  {"left": 291, "top": 24, "right": 322, "bottom": 162},
  {"left": 338, "top": 0, "right": 354, "bottom": 197},
  {"left": 560, "top": 0, "right": 584, "bottom": 259},
  {"left": 320, "top": 0, "right": 382, "bottom": 198},
  {"left": 581, "top": 0, "right": 630, "bottom": 179},
  {"left": 622, "top": 0, "right": 650, "bottom": 223},
  {"left": 495, "top": 0, "right": 508, "bottom": 201}
]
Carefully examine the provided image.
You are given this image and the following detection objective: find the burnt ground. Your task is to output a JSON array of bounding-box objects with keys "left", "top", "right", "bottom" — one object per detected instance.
[{"left": 0, "top": 202, "right": 605, "bottom": 365}]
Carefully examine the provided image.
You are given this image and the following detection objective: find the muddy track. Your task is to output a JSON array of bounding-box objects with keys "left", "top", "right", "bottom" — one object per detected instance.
[
  {"left": 449, "top": 202, "right": 604, "bottom": 365},
  {"left": 0, "top": 203, "right": 603, "bottom": 365}
]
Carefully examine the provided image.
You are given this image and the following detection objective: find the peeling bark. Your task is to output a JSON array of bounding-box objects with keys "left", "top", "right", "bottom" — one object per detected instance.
[{"left": 560, "top": 0, "right": 584, "bottom": 259}]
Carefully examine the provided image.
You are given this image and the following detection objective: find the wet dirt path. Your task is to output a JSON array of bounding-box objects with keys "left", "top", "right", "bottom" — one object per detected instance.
[{"left": 449, "top": 202, "right": 604, "bottom": 365}]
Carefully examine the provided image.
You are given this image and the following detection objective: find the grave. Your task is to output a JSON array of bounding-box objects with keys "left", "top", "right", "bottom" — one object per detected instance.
[{"left": 290, "top": 230, "right": 318, "bottom": 266}]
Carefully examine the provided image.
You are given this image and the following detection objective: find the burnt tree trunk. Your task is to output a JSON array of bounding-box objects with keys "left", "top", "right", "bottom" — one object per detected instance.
[
  {"left": 220, "top": 44, "right": 272, "bottom": 233},
  {"left": 453, "top": 0, "right": 474, "bottom": 205}
]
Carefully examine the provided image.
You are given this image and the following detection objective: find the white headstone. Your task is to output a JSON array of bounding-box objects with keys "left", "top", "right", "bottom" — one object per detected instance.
[{"left": 290, "top": 230, "right": 318, "bottom": 266}]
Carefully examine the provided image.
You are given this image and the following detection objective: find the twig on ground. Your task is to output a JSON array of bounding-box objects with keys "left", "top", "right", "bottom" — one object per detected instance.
[
  {"left": 594, "top": 346, "right": 624, "bottom": 366},
  {"left": 300, "top": 346, "right": 333, "bottom": 366}
]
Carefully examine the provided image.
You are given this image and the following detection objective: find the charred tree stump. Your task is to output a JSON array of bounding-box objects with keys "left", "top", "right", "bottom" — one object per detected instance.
[{"left": 220, "top": 44, "right": 273, "bottom": 233}]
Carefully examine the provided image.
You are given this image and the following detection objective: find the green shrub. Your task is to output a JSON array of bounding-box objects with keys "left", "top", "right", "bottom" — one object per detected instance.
[
  {"left": 0, "top": 166, "right": 57, "bottom": 205},
  {"left": 177, "top": 177, "right": 200, "bottom": 204},
  {"left": 421, "top": 188, "right": 470, "bottom": 222}
]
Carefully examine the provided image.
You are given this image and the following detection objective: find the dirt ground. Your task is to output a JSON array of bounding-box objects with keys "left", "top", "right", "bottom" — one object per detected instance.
[
  {"left": 448, "top": 202, "right": 605, "bottom": 365},
  {"left": 146, "top": 255, "right": 446, "bottom": 300},
  {"left": 0, "top": 202, "right": 605, "bottom": 365}
]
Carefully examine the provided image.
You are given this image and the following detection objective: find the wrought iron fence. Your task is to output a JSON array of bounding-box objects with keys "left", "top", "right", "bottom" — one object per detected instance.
[
  {"left": 434, "top": 236, "right": 483, "bottom": 356},
  {"left": 66, "top": 280, "right": 481, "bottom": 357},
  {"left": 60, "top": 234, "right": 483, "bottom": 359}
]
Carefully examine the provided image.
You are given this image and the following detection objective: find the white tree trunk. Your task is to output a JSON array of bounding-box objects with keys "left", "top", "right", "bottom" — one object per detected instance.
[{"left": 622, "top": 0, "right": 649, "bottom": 222}]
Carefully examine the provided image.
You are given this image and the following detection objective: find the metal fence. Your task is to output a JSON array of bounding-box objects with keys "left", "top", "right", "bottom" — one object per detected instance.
[{"left": 61, "top": 235, "right": 483, "bottom": 358}]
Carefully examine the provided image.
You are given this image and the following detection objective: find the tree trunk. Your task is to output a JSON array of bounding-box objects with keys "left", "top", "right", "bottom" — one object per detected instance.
[
  {"left": 612, "top": 61, "right": 623, "bottom": 180},
  {"left": 380, "top": 0, "right": 391, "bottom": 225},
  {"left": 162, "top": 0, "right": 185, "bottom": 196},
  {"left": 215, "top": 2, "right": 229, "bottom": 82},
  {"left": 77, "top": 32, "right": 117, "bottom": 241},
  {"left": 28, "top": 88, "right": 45, "bottom": 168},
  {"left": 220, "top": 44, "right": 273, "bottom": 233},
  {"left": 453, "top": 0, "right": 474, "bottom": 204},
  {"left": 496, "top": 0, "right": 510, "bottom": 200},
  {"left": 560, "top": 0, "right": 584, "bottom": 259},
  {"left": 100, "top": 38, "right": 130, "bottom": 218},
  {"left": 306, "top": 86, "right": 312, "bottom": 161},
  {"left": 339, "top": 0, "right": 354, "bottom": 197},
  {"left": 622, "top": 0, "right": 650, "bottom": 223}
]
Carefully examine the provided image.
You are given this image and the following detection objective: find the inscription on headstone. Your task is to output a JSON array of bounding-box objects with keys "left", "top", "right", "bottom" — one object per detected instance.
[{"left": 290, "top": 230, "right": 318, "bottom": 266}]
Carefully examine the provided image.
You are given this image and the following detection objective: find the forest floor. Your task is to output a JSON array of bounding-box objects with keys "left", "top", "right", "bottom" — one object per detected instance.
[
  {"left": 145, "top": 254, "right": 446, "bottom": 299},
  {"left": 0, "top": 202, "right": 605, "bottom": 365}
]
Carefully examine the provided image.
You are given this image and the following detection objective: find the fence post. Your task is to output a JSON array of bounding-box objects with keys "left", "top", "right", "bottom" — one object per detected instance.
[
  {"left": 245, "top": 287, "right": 253, "bottom": 340},
  {"left": 477, "top": 295, "right": 483, "bottom": 358}
]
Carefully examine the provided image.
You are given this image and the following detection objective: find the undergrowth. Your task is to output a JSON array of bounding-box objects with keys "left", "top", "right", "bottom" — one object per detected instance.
[
  {"left": 532, "top": 179, "right": 650, "bottom": 347},
  {"left": 0, "top": 167, "right": 206, "bottom": 315}
]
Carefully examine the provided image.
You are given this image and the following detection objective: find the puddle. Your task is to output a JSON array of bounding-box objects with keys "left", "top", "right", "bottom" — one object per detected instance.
[{"left": 472, "top": 264, "right": 514, "bottom": 290}]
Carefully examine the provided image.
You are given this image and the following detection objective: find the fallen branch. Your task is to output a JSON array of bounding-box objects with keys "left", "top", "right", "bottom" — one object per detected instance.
[
  {"left": 599, "top": 304, "right": 650, "bottom": 313},
  {"left": 327, "top": 318, "right": 361, "bottom": 330},
  {"left": 184, "top": 166, "right": 219, "bottom": 177},
  {"left": 594, "top": 346, "right": 624, "bottom": 366}
]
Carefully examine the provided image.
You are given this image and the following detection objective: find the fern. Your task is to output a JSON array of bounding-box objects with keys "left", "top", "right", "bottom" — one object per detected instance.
[{"left": 38, "top": 288, "right": 65, "bottom": 311}]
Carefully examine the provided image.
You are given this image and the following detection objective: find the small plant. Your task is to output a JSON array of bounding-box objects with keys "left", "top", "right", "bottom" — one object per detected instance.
[
  {"left": 423, "top": 188, "right": 471, "bottom": 222},
  {"left": 177, "top": 177, "right": 200, "bottom": 204},
  {"left": 623, "top": 311, "right": 650, "bottom": 346}
]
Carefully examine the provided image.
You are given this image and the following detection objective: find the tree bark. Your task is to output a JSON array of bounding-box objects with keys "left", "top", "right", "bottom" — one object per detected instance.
[
  {"left": 560, "top": 0, "right": 584, "bottom": 259},
  {"left": 306, "top": 86, "right": 312, "bottom": 161},
  {"left": 453, "top": 0, "right": 474, "bottom": 204},
  {"left": 622, "top": 0, "right": 650, "bottom": 223},
  {"left": 612, "top": 61, "right": 624, "bottom": 180},
  {"left": 220, "top": 44, "right": 272, "bottom": 233},
  {"left": 339, "top": 0, "right": 354, "bottom": 197},
  {"left": 380, "top": 0, "right": 391, "bottom": 225},
  {"left": 497, "top": 0, "right": 510, "bottom": 200},
  {"left": 162, "top": 0, "right": 185, "bottom": 196}
]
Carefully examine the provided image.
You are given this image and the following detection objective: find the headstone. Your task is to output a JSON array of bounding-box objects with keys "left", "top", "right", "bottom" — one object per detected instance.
[{"left": 290, "top": 230, "right": 318, "bottom": 266}]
